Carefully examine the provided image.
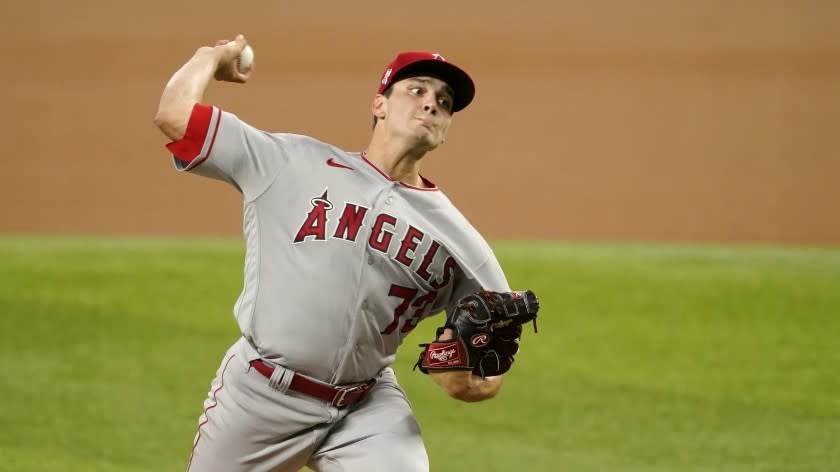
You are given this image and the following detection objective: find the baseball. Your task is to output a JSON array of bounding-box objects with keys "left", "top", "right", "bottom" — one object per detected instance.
[{"left": 237, "top": 44, "right": 254, "bottom": 72}]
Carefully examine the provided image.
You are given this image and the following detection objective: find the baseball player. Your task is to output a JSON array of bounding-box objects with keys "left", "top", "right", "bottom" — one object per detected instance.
[{"left": 153, "top": 34, "right": 539, "bottom": 472}]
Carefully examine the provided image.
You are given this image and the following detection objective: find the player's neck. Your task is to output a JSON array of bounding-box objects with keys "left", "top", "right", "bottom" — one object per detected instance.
[{"left": 364, "top": 136, "right": 429, "bottom": 187}]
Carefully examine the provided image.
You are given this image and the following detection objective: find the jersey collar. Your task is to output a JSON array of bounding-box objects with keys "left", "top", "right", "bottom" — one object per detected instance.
[{"left": 359, "top": 152, "right": 439, "bottom": 192}]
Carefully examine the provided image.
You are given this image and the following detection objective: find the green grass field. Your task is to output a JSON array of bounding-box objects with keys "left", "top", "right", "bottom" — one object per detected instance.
[{"left": 1, "top": 237, "right": 838, "bottom": 471}]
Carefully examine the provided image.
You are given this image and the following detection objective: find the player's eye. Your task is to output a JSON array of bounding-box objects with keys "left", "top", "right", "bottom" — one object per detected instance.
[
  {"left": 438, "top": 97, "right": 452, "bottom": 110},
  {"left": 409, "top": 87, "right": 423, "bottom": 95}
]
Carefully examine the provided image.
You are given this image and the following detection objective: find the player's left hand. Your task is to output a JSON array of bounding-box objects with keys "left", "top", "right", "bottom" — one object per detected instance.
[{"left": 415, "top": 290, "right": 539, "bottom": 378}]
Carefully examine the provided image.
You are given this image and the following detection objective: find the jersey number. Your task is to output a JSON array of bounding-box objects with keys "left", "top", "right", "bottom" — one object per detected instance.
[{"left": 381, "top": 284, "right": 437, "bottom": 335}]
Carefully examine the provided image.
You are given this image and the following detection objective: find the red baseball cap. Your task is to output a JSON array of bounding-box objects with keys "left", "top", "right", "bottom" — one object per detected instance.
[{"left": 377, "top": 51, "right": 475, "bottom": 112}]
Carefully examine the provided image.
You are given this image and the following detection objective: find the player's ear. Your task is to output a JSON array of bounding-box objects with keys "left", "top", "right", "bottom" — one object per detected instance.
[{"left": 372, "top": 94, "right": 387, "bottom": 121}]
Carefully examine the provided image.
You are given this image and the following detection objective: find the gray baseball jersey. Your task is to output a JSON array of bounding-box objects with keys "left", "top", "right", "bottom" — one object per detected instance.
[{"left": 168, "top": 103, "right": 510, "bottom": 385}]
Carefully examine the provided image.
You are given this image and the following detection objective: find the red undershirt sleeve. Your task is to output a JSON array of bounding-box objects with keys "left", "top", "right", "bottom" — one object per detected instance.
[{"left": 165, "top": 103, "right": 218, "bottom": 167}]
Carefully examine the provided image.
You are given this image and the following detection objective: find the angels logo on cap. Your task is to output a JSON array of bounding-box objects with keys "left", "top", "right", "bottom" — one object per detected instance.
[{"left": 377, "top": 51, "right": 475, "bottom": 112}]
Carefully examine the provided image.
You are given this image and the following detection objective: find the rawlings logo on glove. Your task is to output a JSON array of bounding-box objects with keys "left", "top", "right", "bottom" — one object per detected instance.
[
  {"left": 425, "top": 343, "right": 462, "bottom": 366},
  {"left": 416, "top": 290, "right": 540, "bottom": 377}
]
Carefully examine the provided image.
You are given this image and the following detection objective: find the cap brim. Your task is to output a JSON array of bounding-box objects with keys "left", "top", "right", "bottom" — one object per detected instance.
[{"left": 390, "top": 60, "right": 475, "bottom": 112}]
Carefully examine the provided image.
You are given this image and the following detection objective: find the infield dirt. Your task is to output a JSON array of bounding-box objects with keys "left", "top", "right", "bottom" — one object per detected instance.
[{"left": 2, "top": 1, "right": 839, "bottom": 244}]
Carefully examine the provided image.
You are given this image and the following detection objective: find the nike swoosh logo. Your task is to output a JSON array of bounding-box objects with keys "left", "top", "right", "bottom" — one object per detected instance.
[{"left": 326, "top": 157, "right": 353, "bottom": 170}]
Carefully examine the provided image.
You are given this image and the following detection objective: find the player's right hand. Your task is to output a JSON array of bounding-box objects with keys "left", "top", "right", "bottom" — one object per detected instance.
[{"left": 207, "top": 34, "right": 253, "bottom": 84}]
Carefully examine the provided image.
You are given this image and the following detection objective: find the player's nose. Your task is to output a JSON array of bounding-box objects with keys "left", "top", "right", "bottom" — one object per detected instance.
[{"left": 423, "top": 103, "right": 438, "bottom": 115}]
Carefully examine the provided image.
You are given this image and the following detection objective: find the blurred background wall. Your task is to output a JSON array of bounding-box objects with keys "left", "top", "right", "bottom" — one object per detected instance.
[{"left": 2, "top": 0, "right": 838, "bottom": 244}]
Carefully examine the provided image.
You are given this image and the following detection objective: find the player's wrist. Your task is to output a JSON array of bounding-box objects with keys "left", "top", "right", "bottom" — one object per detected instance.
[
  {"left": 190, "top": 46, "right": 225, "bottom": 73},
  {"left": 194, "top": 45, "right": 218, "bottom": 61}
]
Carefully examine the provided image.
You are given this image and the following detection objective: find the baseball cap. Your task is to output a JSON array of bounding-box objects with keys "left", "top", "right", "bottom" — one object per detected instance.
[{"left": 378, "top": 51, "right": 475, "bottom": 112}]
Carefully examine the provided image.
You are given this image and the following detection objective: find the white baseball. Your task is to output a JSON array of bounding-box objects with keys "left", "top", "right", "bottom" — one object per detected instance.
[{"left": 237, "top": 44, "right": 254, "bottom": 72}]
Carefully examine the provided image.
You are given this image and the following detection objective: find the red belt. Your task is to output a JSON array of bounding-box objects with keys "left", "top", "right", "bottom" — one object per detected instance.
[{"left": 249, "top": 359, "right": 376, "bottom": 408}]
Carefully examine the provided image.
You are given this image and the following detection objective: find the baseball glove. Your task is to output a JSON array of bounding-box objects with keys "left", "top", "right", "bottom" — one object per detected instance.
[{"left": 415, "top": 290, "right": 540, "bottom": 378}]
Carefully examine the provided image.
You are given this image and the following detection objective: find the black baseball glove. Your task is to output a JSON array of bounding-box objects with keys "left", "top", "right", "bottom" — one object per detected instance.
[{"left": 415, "top": 290, "right": 539, "bottom": 378}]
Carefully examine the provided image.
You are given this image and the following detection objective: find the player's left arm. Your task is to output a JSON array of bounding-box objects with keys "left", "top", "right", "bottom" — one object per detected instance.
[
  {"left": 429, "top": 370, "right": 502, "bottom": 402},
  {"left": 427, "top": 326, "right": 503, "bottom": 402},
  {"left": 415, "top": 231, "right": 537, "bottom": 402},
  {"left": 416, "top": 290, "right": 539, "bottom": 402}
]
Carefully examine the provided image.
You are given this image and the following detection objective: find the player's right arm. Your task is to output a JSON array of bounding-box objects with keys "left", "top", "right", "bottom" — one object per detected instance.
[
  {"left": 152, "top": 36, "right": 290, "bottom": 201},
  {"left": 154, "top": 35, "right": 251, "bottom": 141}
]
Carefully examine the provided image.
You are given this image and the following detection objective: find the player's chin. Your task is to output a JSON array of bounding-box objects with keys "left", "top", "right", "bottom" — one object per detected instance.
[
  {"left": 421, "top": 128, "right": 447, "bottom": 149},
  {"left": 410, "top": 132, "right": 443, "bottom": 152},
  {"left": 421, "top": 139, "right": 444, "bottom": 153},
  {"left": 424, "top": 138, "right": 444, "bottom": 151}
]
